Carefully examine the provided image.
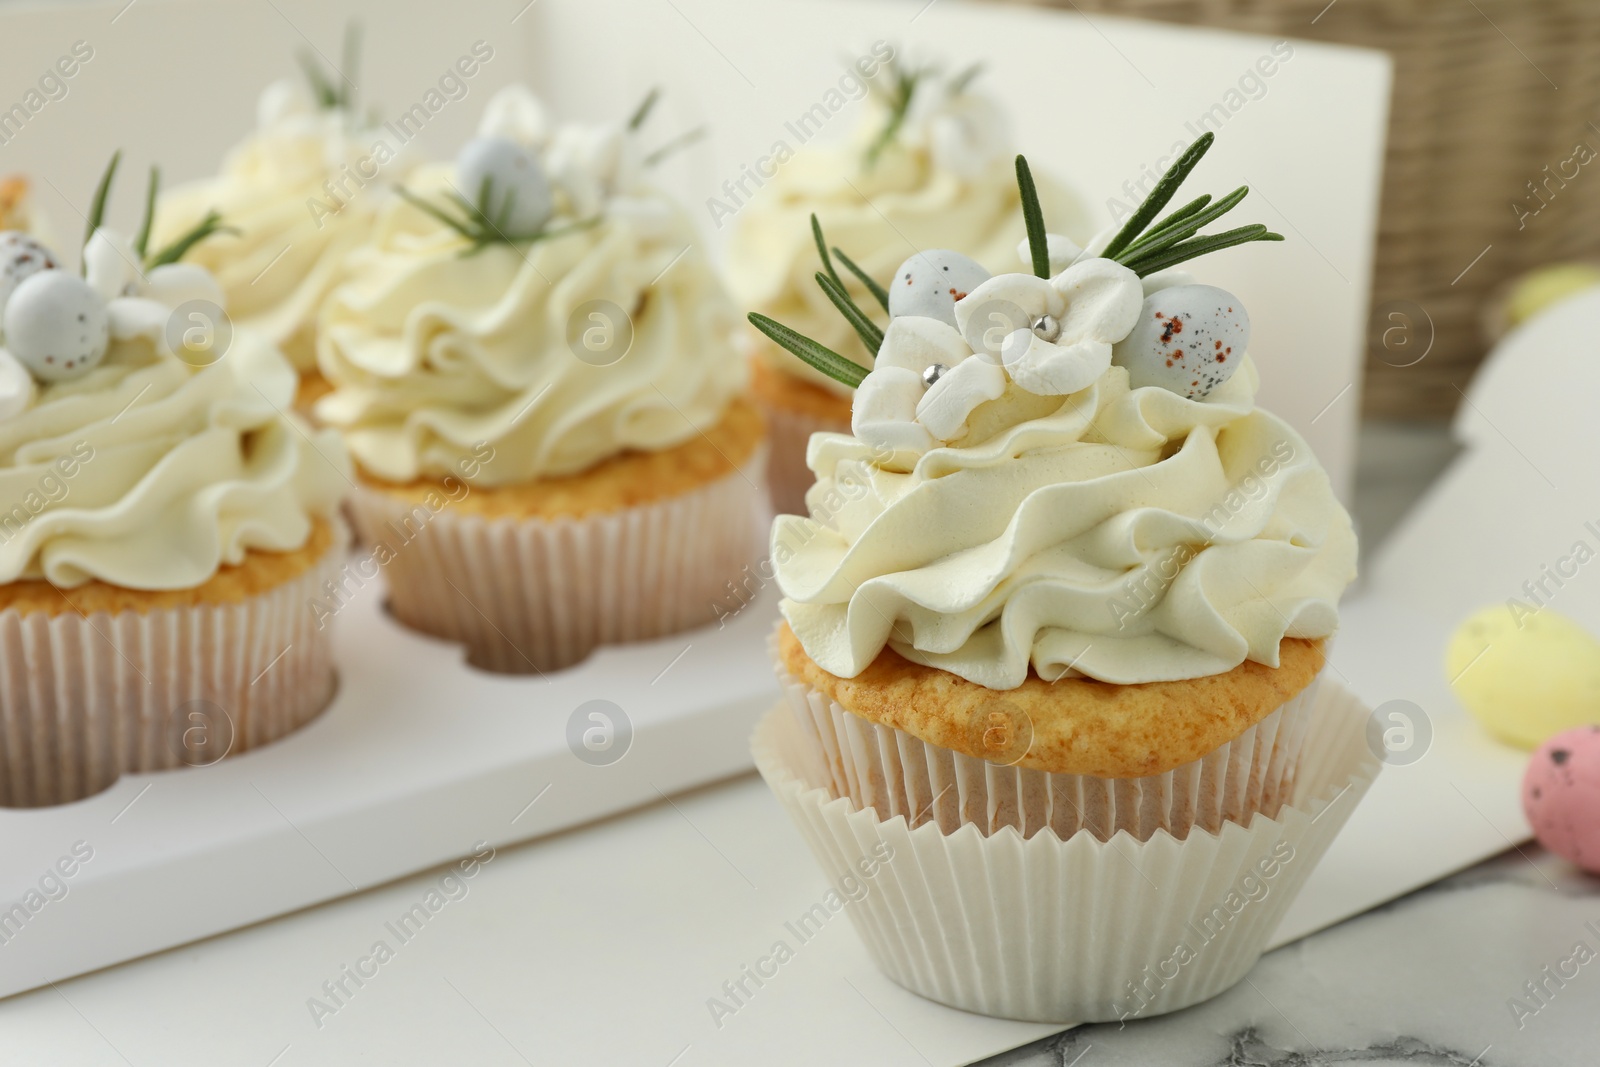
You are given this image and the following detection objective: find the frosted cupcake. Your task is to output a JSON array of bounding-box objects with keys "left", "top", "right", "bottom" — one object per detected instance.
[
  {"left": 0, "top": 158, "right": 349, "bottom": 807},
  {"left": 726, "top": 52, "right": 1086, "bottom": 513},
  {"left": 316, "top": 86, "right": 763, "bottom": 674},
  {"left": 751, "top": 138, "right": 1379, "bottom": 1022},
  {"left": 151, "top": 29, "right": 409, "bottom": 413}
]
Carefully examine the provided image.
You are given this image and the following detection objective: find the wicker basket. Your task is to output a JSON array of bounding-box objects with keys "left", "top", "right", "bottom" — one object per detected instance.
[{"left": 1007, "top": 0, "right": 1600, "bottom": 419}]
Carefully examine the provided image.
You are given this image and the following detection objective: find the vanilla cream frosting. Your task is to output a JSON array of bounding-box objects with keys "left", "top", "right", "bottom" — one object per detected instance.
[
  {"left": 727, "top": 88, "right": 1087, "bottom": 396},
  {"left": 774, "top": 351, "right": 1357, "bottom": 688},
  {"left": 152, "top": 81, "right": 404, "bottom": 371},
  {"left": 0, "top": 236, "right": 348, "bottom": 590},
  {"left": 315, "top": 89, "right": 744, "bottom": 487}
]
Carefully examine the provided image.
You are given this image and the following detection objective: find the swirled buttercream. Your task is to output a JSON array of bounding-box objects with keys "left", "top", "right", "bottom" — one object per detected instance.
[
  {"left": 0, "top": 250, "right": 348, "bottom": 589},
  {"left": 153, "top": 81, "right": 406, "bottom": 370},
  {"left": 726, "top": 86, "right": 1086, "bottom": 396},
  {"left": 315, "top": 92, "right": 744, "bottom": 487},
  {"left": 773, "top": 355, "right": 1357, "bottom": 688}
]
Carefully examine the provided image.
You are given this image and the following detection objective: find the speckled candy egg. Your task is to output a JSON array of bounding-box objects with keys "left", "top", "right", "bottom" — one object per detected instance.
[
  {"left": 888, "top": 249, "right": 990, "bottom": 329},
  {"left": 3, "top": 270, "right": 110, "bottom": 382},
  {"left": 1523, "top": 726, "right": 1600, "bottom": 873},
  {"left": 0, "top": 231, "right": 59, "bottom": 326},
  {"left": 1111, "top": 284, "right": 1249, "bottom": 399},
  {"left": 1447, "top": 606, "right": 1600, "bottom": 749},
  {"left": 455, "top": 136, "right": 553, "bottom": 236}
]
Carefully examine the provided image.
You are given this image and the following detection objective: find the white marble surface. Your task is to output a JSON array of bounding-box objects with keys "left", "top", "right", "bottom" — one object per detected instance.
[{"left": 980, "top": 846, "right": 1598, "bottom": 1067}]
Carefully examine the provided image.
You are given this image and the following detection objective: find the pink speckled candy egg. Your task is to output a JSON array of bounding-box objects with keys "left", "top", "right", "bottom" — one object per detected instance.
[{"left": 1523, "top": 725, "right": 1600, "bottom": 873}]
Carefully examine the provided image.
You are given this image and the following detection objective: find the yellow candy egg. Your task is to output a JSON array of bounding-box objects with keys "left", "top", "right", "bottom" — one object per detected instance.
[
  {"left": 1504, "top": 262, "right": 1600, "bottom": 328},
  {"left": 1447, "top": 605, "right": 1600, "bottom": 749}
]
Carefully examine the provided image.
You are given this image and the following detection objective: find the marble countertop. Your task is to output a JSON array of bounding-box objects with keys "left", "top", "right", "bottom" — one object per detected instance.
[{"left": 983, "top": 845, "right": 1598, "bottom": 1067}]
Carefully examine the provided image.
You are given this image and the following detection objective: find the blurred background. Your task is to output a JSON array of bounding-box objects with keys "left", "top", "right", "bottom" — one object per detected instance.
[
  {"left": 1014, "top": 0, "right": 1600, "bottom": 551},
  {"left": 2, "top": 0, "right": 1595, "bottom": 549},
  {"left": 1038, "top": 0, "right": 1600, "bottom": 421}
]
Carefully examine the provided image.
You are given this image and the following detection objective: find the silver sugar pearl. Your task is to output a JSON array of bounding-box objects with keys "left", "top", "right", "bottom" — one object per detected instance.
[
  {"left": 921, "top": 363, "right": 948, "bottom": 389},
  {"left": 1032, "top": 314, "right": 1061, "bottom": 342}
]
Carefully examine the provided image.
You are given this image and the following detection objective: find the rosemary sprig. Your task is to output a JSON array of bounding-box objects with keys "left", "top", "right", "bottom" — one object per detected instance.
[
  {"left": 296, "top": 52, "right": 340, "bottom": 109},
  {"left": 82, "top": 150, "right": 236, "bottom": 273},
  {"left": 1015, "top": 155, "right": 1049, "bottom": 279},
  {"left": 812, "top": 214, "right": 844, "bottom": 292},
  {"left": 297, "top": 22, "right": 361, "bottom": 112},
  {"left": 1127, "top": 193, "right": 1211, "bottom": 251},
  {"left": 642, "top": 126, "right": 706, "bottom": 168},
  {"left": 949, "top": 61, "right": 984, "bottom": 96},
  {"left": 624, "top": 88, "right": 703, "bottom": 168},
  {"left": 1098, "top": 133, "right": 1284, "bottom": 275},
  {"left": 833, "top": 246, "right": 889, "bottom": 312},
  {"left": 751, "top": 214, "right": 888, "bottom": 388},
  {"left": 396, "top": 183, "right": 597, "bottom": 258},
  {"left": 82, "top": 150, "right": 120, "bottom": 273},
  {"left": 1120, "top": 225, "right": 1283, "bottom": 277},
  {"left": 628, "top": 87, "right": 660, "bottom": 131},
  {"left": 863, "top": 60, "right": 921, "bottom": 170},
  {"left": 808, "top": 215, "right": 886, "bottom": 351},
  {"left": 816, "top": 271, "right": 884, "bottom": 354},
  {"left": 1102, "top": 133, "right": 1215, "bottom": 259},
  {"left": 748, "top": 313, "right": 868, "bottom": 388},
  {"left": 133, "top": 165, "right": 158, "bottom": 260},
  {"left": 1120, "top": 186, "right": 1248, "bottom": 261},
  {"left": 146, "top": 210, "right": 238, "bottom": 269}
]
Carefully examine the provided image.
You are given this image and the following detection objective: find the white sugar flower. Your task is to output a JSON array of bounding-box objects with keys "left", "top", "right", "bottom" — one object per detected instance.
[
  {"left": 546, "top": 122, "right": 644, "bottom": 218},
  {"left": 909, "top": 87, "right": 1010, "bottom": 179},
  {"left": 851, "top": 317, "right": 968, "bottom": 456},
  {"left": 85, "top": 229, "right": 225, "bottom": 349},
  {"left": 852, "top": 365, "right": 934, "bottom": 456},
  {"left": 477, "top": 84, "right": 551, "bottom": 149},
  {"left": 851, "top": 315, "right": 1007, "bottom": 456},
  {"left": 915, "top": 352, "right": 1005, "bottom": 440},
  {"left": 256, "top": 78, "right": 314, "bottom": 129},
  {"left": 954, "top": 258, "right": 1142, "bottom": 396}
]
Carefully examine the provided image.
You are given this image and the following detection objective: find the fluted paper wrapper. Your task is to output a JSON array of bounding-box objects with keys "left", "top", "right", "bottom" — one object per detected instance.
[
  {"left": 348, "top": 450, "right": 766, "bottom": 674},
  {"left": 773, "top": 640, "right": 1319, "bottom": 842},
  {"left": 0, "top": 524, "right": 347, "bottom": 809},
  {"left": 753, "top": 397, "right": 846, "bottom": 517},
  {"left": 753, "top": 680, "right": 1380, "bottom": 1023}
]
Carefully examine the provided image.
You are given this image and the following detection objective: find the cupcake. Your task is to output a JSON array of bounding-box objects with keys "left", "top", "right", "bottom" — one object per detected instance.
[
  {"left": 315, "top": 86, "right": 764, "bottom": 674},
  {"left": 0, "top": 176, "right": 42, "bottom": 237},
  {"left": 726, "top": 51, "right": 1086, "bottom": 514},
  {"left": 0, "top": 157, "right": 349, "bottom": 808},
  {"left": 750, "top": 137, "right": 1378, "bottom": 1022},
  {"left": 151, "top": 28, "right": 409, "bottom": 414}
]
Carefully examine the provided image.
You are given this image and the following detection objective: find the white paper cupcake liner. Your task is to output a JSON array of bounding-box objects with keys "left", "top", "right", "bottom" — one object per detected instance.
[
  {"left": 0, "top": 522, "right": 348, "bottom": 809},
  {"left": 347, "top": 448, "right": 767, "bottom": 674},
  {"left": 753, "top": 679, "right": 1380, "bottom": 1023},
  {"left": 773, "top": 638, "right": 1319, "bottom": 842},
  {"left": 752, "top": 396, "right": 847, "bottom": 517}
]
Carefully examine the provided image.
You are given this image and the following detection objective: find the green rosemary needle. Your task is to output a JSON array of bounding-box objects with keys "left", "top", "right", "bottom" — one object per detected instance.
[
  {"left": 82, "top": 150, "right": 121, "bottom": 272},
  {"left": 748, "top": 313, "right": 869, "bottom": 389},
  {"left": 1016, "top": 155, "right": 1050, "bottom": 279},
  {"left": 1102, "top": 132, "right": 1215, "bottom": 259},
  {"left": 832, "top": 246, "right": 890, "bottom": 312}
]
